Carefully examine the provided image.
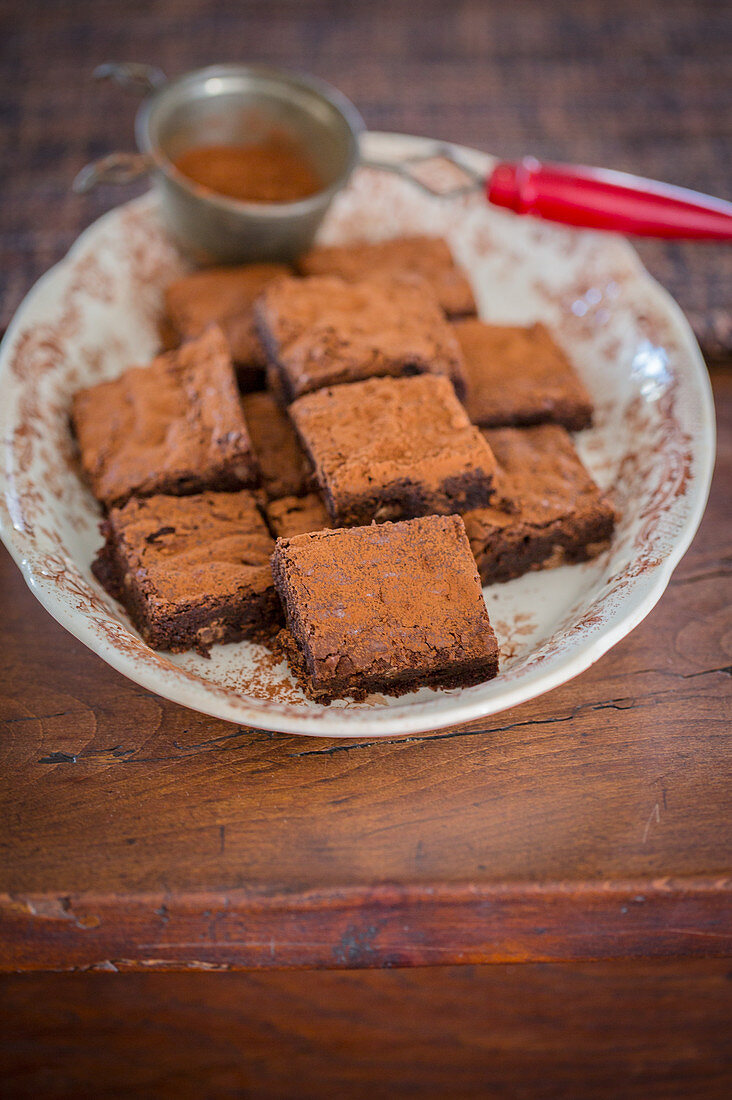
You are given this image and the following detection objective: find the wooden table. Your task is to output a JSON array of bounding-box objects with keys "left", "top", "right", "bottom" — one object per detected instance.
[{"left": 1, "top": 1, "right": 731, "bottom": 1096}]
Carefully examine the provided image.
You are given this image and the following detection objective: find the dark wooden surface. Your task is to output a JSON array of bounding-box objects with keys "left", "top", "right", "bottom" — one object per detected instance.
[
  {"left": 1, "top": 0, "right": 732, "bottom": 975},
  {"left": 2, "top": 962, "right": 731, "bottom": 1098},
  {"left": 1, "top": 375, "right": 730, "bottom": 972},
  {"left": 1, "top": 0, "right": 731, "bottom": 1094}
]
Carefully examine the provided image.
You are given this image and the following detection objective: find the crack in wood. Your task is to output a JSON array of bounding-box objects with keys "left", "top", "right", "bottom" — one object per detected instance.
[
  {"left": 286, "top": 685, "right": 726, "bottom": 757},
  {"left": 5, "top": 710, "right": 71, "bottom": 725},
  {"left": 30, "top": 668, "right": 729, "bottom": 765},
  {"left": 683, "top": 665, "right": 732, "bottom": 678}
]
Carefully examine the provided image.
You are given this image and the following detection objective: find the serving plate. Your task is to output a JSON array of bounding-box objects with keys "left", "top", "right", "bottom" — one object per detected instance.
[{"left": 0, "top": 132, "right": 715, "bottom": 737}]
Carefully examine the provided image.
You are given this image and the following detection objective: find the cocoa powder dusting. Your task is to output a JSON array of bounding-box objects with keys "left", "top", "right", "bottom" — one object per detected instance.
[{"left": 174, "top": 136, "right": 322, "bottom": 204}]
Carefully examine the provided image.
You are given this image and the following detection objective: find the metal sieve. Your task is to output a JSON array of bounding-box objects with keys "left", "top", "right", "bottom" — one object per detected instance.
[{"left": 74, "top": 62, "right": 364, "bottom": 264}]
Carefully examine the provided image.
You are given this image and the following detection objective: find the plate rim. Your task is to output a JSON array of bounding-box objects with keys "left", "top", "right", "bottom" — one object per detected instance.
[{"left": 0, "top": 131, "right": 716, "bottom": 737}]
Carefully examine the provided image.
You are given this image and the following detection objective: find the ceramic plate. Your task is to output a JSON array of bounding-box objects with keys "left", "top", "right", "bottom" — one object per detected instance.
[{"left": 0, "top": 132, "right": 715, "bottom": 737}]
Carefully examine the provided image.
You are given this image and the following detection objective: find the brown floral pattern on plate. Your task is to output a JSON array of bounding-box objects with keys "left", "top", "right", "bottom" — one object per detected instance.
[{"left": 0, "top": 133, "right": 715, "bottom": 737}]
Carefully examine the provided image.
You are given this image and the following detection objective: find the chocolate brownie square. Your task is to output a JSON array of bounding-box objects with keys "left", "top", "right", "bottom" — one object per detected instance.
[
  {"left": 463, "top": 425, "right": 617, "bottom": 584},
  {"left": 241, "top": 391, "right": 313, "bottom": 500},
  {"left": 72, "top": 327, "right": 258, "bottom": 508},
  {"left": 290, "top": 374, "right": 496, "bottom": 526},
  {"left": 92, "top": 490, "right": 281, "bottom": 653},
  {"left": 255, "top": 274, "right": 467, "bottom": 401},
  {"left": 272, "top": 515, "right": 499, "bottom": 701},
  {"left": 455, "top": 320, "right": 594, "bottom": 431},
  {"left": 265, "top": 493, "right": 332, "bottom": 539},
  {"left": 162, "top": 263, "right": 290, "bottom": 389},
  {"left": 297, "top": 235, "right": 476, "bottom": 319}
]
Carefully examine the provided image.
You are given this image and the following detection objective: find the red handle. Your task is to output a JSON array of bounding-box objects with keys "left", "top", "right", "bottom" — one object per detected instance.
[{"left": 487, "top": 158, "right": 732, "bottom": 240}]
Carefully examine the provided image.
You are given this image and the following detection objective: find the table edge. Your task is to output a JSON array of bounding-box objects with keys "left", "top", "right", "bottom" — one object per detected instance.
[{"left": 2, "top": 878, "right": 730, "bottom": 971}]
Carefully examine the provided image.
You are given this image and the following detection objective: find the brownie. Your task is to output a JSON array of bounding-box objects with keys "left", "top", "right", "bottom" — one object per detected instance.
[
  {"left": 92, "top": 490, "right": 281, "bottom": 653},
  {"left": 162, "top": 263, "right": 290, "bottom": 389},
  {"left": 265, "top": 493, "right": 332, "bottom": 540},
  {"left": 455, "top": 320, "right": 594, "bottom": 431},
  {"left": 72, "top": 327, "right": 258, "bottom": 509},
  {"left": 463, "top": 425, "right": 617, "bottom": 584},
  {"left": 297, "top": 235, "right": 477, "bottom": 319},
  {"left": 271, "top": 515, "right": 499, "bottom": 701},
  {"left": 241, "top": 391, "right": 313, "bottom": 500},
  {"left": 265, "top": 363, "right": 289, "bottom": 408},
  {"left": 290, "top": 374, "right": 497, "bottom": 527},
  {"left": 255, "top": 274, "right": 467, "bottom": 402}
]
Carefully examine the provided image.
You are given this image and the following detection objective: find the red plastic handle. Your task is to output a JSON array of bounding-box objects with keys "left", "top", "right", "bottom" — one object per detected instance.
[{"left": 487, "top": 158, "right": 732, "bottom": 240}]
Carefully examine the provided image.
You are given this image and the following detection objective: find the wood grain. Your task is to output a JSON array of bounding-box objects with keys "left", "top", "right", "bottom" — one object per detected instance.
[
  {"left": 1, "top": 0, "right": 731, "bottom": 357},
  {"left": 1, "top": 0, "right": 731, "bottom": 979},
  {"left": 1, "top": 378, "right": 729, "bottom": 971},
  {"left": 1, "top": 961, "right": 730, "bottom": 1099}
]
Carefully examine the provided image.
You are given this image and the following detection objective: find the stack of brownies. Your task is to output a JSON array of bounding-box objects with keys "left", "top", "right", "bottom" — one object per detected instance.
[{"left": 71, "top": 235, "right": 616, "bottom": 702}]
